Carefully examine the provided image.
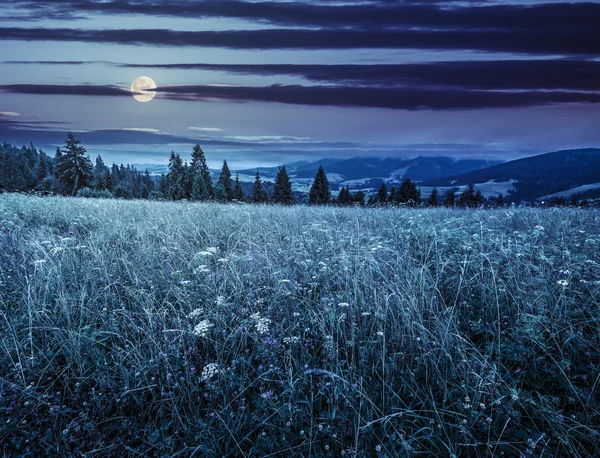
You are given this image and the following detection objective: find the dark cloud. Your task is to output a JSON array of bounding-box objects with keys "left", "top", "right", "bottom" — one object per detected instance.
[
  {"left": 6, "top": 1, "right": 599, "bottom": 33},
  {"left": 0, "top": 84, "right": 130, "bottom": 97},
  {"left": 2, "top": 83, "right": 599, "bottom": 110},
  {"left": 118, "top": 60, "right": 600, "bottom": 91},
  {"left": 7, "top": 59, "right": 599, "bottom": 92},
  {"left": 0, "top": 26, "right": 597, "bottom": 55}
]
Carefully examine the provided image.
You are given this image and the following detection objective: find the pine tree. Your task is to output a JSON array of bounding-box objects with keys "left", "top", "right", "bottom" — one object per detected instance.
[
  {"left": 190, "top": 144, "right": 212, "bottom": 199},
  {"left": 377, "top": 183, "right": 388, "bottom": 205},
  {"left": 496, "top": 193, "right": 505, "bottom": 207},
  {"left": 353, "top": 190, "right": 365, "bottom": 206},
  {"left": 427, "top": 188, "right": 439, "bottom": 207},
  {"left": 191, "top": 173, "right": 209, "bottom": 200},
  {"left": 396, "top": 178, "right": 421, "bottom": 206},
  {"left": 458, "top": 185, "right": 483, "bottom": 208},
  {"left": 308, "top": 166, "right": 330, "bottom": 205},
  {"left": 233, "top": 174, "right": 244, "bottom": 201},
  {"left": 93, "top": 155, "right": 109, "bottom": 190},
  {"left": 338, "top": 185, "right": 352, "bottom": 206},
  {"left": 166, "top": 152, "right": 186, "bottom": 200},
  {"left": 218, "top": 160, "right": 233, "bottom": 201},
  {"left": 273, "top": 165, "right": 293, "bottom": 205},
  {"left": 55, "top": 133, "right": 94, "bottom": 196},
  {"left": 443, "top": 189, "right": 456, "bottom": 207},
  {"left": 252, "top": 170, "right": 268, "bottom": 203},
  {"left": 213, "top": 183, "right": 228, "bottom": 202}
]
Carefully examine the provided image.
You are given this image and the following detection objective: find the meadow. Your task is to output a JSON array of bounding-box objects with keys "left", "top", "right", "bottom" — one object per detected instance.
[{"left": 0, "top": 194, "right": 599, "bottom": 457}]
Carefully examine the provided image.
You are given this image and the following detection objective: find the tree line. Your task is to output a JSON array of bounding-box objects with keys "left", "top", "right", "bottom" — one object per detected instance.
[{"left": 4, "top": 134, "right": 585, "bottom": 208}]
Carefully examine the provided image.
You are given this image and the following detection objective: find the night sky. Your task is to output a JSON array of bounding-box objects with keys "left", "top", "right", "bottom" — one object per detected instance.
[{"left": 0, "top": 0, "right": 598, "bottom": 168}]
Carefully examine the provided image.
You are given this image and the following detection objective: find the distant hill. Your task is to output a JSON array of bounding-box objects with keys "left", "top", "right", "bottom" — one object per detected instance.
[
  {"left": 236, "top": 156, "right": 501, "bottom": 185},
  {"left": 425, "top": 148, "right": 600, "bottom": 201}
]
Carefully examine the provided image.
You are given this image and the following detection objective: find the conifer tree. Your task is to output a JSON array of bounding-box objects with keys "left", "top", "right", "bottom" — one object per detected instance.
[
  {"left": 273, "top": 165, "right": 293, "bottom": 205},
  {"left": 55, "top": 133, "right": 94, "bottom": 196},
  {"left": 396, "top": 178, "right": 421, "bottom": 206},
  {"left": 233, "top": 174, "right": 244, "bottom": 201},
  {"left": 252, "top": 170, "right": 268, "bottom": 203},
  {"left": 218, "top": 160, "right": 233, "bottom": 200},
  {"left": 213, "top": 183, "right": 228, "bottom": 202},
  {"left": 496, "top": 193, "right": 505, "bottom": 207},
  {"left": 191, "top": 173, "right": 209, "bottom": 200},
  {"left": 458, "top": 184, "right": 483, "bottom": 208},
  {"left": 443, "top": 189, "right": 456, "bottom": 207},
  {"left": 166, "top": 152, "right": 186, "bottom": 200},
  {"left": 308, "top": 165, "right": 330, "bottom": 205},
  {"left": 93, "top": 155, "right": 110, "bottom": 191},
  {"left": 427, "top": 188, "right": 439, "bottom": 207},
  {"left": 190, "top": 144, "right": 212, "bottom": 199},
  {"left": 377, "top": 183, "right": 388, "bottom": 205},
  {"left": 338, "top": 185, "right": 352, "bottom": 206}
]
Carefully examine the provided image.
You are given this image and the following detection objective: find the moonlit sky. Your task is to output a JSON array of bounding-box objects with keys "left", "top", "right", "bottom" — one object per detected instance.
[{"left": 0, "top": 0, "right": 598, "bottom": 168}]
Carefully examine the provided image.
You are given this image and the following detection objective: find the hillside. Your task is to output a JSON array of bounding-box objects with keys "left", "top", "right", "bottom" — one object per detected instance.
[{"left": 426, "top": 148, "right": 600, "bottom": 200}]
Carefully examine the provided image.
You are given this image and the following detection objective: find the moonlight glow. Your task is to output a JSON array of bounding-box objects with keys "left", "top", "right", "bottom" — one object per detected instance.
[{"left": 131, "top": 76, "right": 157, "bottom": 103}]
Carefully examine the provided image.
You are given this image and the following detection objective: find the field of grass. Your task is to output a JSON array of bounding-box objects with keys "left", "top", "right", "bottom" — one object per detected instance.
[{"left": 1, "top": 194, "right": 599, "bottom": 457}]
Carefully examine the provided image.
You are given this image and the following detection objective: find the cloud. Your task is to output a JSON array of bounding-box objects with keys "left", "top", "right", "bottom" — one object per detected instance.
[
  {"left": 188, "top": 127, "right": 224, "bottom": 132},
  {"left": 2, "top": 83, "right": 599, "bottom": 110},
  {"left": 0, "top": 26, "right": 597, "bottom": 55},
  {"left": 5, "top": 1, "right": 599, "bottom": 33},
  {"left": 117, "top": 59, "right": 600, "bottom": 91},
  {"left": 0, "top": 111, "right": 22, "bottom": 117},
  {"left": 0, "top": 83, "right": 130, "bottom": 97}
]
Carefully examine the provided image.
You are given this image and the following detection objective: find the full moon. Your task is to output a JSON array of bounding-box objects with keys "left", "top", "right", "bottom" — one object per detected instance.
[{"left": 131, "top": 76, "right": 157, "bottom": 103}]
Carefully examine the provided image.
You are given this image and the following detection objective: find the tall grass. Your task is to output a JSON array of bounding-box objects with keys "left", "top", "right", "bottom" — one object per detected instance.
[{"left": 1, "top": 194, "right": 599, "bottom": 457}]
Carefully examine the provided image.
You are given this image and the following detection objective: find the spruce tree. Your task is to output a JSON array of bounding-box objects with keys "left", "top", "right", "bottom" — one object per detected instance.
[
  {"left": 273, "top": 165, "right": 293, "bottom": 205},
  {"left": 213, "top": 183, "right": 227, "bottom": 202},
  {"left": 308, "top": 165, "right": 330, "bottom": 205},
  {"left": 377, "top": 183, "right": 388, "bottom": 205},
  {"left": 396, "top": 178, "right": 421, "bottom": 206},
  {"left": 443, "top": 189, "right": 456, "bottom": 207},
  {"left": 427, "top": 188, "right": 439, "bottom": 207},
  {"left": 55, "top": 133, "right": 94, "bottom": 196},
  {"left": 191, "top": 173, "right": 209, "bottom": 200},
  {"left": 233, "top": 174, "right": 244, "bottom": 201},
  {"left": 252, "top": 170, "right": 268, "bottom": 203},
  {"left": 190, "top": 144, "right": 213, "bottom": 199},
  {"left": 218, "top": 160, "right": 233, "bottom": 201},
  {"left": 93, "top": 155, "right": 109, "bottom": 190},
  {"left": 166, "top": 152, "right": 186, "bottom": 200}
]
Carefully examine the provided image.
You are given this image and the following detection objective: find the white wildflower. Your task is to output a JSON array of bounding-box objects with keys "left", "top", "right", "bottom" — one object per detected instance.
[
  {"left": 534, "top": 225, "right": 545, "bottom": 231},
  {"left": 201, "top": 363, "right": 221, "bottom": 381},
  {"left": 194, "top": 265, "right": 210, "bottom": 273},
  {"left": 193, "top": 320, "right": 214, "bottom": 337},
  {"left": 33, "top": 259, "right": 46, "bottom": 265},
  {"left": 216, "top": 296, "right": 226, "bottom": 306},
  {"left": 198, "top": 251, "right": 213, "bottom": 256},
  {"left": 251, "top": 312, "right": 271, "bottom": 334},
  {"left": 188, "top": 308, "right": 204, "bottom": 319},
  {"left": 283, "top": 336, "right": 300, "bottom": 344},
  {"left": 51, "top": 247, "right": 64, "bottom": 255},
  {"left": 557, "top": 279, "right": 569, "bottom": 287},
  {"left": 206, "top": 247, "right": 218, "bottom": 253},
  {"left": 338, "top": 302, "right": 350, "bottom": 308},
  {"left": 217, "top": 258, "right": 229, "bottom": 263},
  {"left": 179, "top": 280, "right": 192, "bottom": 286}
]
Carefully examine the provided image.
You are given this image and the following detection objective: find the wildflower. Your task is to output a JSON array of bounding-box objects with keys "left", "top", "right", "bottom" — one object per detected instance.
[
  {"left": 179, "top": 280, "right": 192, "bottom": 286},
  {"left": 51, "top": 247, "right": 64, "bottom": 254},
  {"left": 198, "top": 251, "right": 213, "bottom": 256},
  {"left": 261, "top": 390, "right": 274, "bottom": 399},
  {"left": 206, "top": 247, "right": 218, "bottom": 253},
  {"left": 201, "top": 363, "right": 221, "bottom": 381},
  {"left": 193, "top": 320, "right": 214, "bottom": 337},
  {"left": 557, "top": 279, "right": 569, "bottom": 287},
  {"left": 188, "top": 308, "right": 204, "bottom": 319},
  {"left": 216, "top": 296, "right": 225, "bottom": 306},
  {"left": 33, "top": 259, "right": 46, "bottom": 265},
  {"left": 217, "top": 258, "right": 229, "bottom": 263},
  {"left": 376, "top": 331, "right": 384, "bottom": 337},
  {"left": 534, "top": 225, "right": 545, "bottom": 231},
  {"left": 195, "top": 265, "right": 210, "bottom": 273},
  {"left": 283, "top": 336, "right": 300, "bottom": 344},
  {"left": 251, "top": 312, "right": 271, "bottom": 334},
  {"left": 338, "top": 302, "right": 350, "bottom": 307},
  {"left": 376, "top": 445, "right": 382, "bottom": 452}
]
